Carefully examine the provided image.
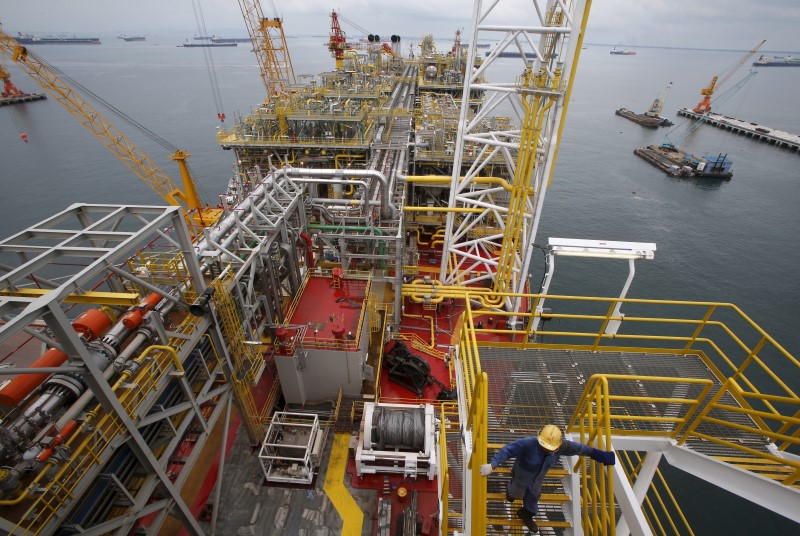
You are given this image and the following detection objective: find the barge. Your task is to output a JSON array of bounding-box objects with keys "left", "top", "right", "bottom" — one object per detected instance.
[
  {"left": 615, "top": 107, "right": 661, "bottom": 128},
  {"left": 634, "top": 143, "right": 733, "bottom": 178}
]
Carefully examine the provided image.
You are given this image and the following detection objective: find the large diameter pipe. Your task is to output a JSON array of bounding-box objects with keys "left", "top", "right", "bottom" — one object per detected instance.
[
  {"left": 284, "top": 167, "right": 398, "bottom": 218},
  {"left": 0, "top": 308, "right": 112, "bottom": 409}
]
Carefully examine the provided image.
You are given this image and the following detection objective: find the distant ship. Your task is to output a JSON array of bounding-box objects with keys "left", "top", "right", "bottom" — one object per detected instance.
[
  {"left": 486, "top": 50, "right": 536, "bottom": 58},
  {"left": 118, "top": 35, "right": 146, "bottom": 42},
  {"left": 610, "top": 47, "right": 636, "bottom": 55},
  {"left": 16, "top": 33, "right": 100, "bottom": 45},
  {"left": 753, "top": 54, "right": 800, "bottom": 67},
  {"left": 210, "top": 37, "right": 251, "bottom": 44},
  {"left": 179, "top": 40, "right": 237, "bottom": 48}
]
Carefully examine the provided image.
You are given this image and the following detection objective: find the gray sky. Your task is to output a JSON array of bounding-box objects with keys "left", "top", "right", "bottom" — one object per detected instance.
[{"left": 2, "top": 0, "right": 798, "bottom": 52}]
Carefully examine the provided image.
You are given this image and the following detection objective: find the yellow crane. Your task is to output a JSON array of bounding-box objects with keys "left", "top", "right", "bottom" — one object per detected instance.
[
  {"left": 237, "top": 0, "right": 296, "bottom": 98},
  {"left": 0, "top": 29, "right": 222, "bottom": 227},
  {"left": 693, "top": 39, "right": 765, "bottom": 114},
  {"left": 644, "top": 82, "right": 672, "bottom": 118}
]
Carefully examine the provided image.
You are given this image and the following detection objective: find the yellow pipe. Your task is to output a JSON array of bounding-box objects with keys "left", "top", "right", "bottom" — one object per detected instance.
[
  {"left": 547, "top": 0, "right": 592, "bottom": 188},
  {"left": 334, "top": 152, "right": 365, "bottom": 169},
  {"left": 412, "top": 227, "right": 446, "bottom": 247},
  {"left": 402, "top": 309, "right": 437, "bottom": 349},
  {"left": 403, "top": 206, "right": 485, "bottom": 213},
  {"left": 404, "top": 174, "right": 534, "bottom": 194},
  {"left": 140, "top": 345, "right": 185, "bottom": 377},
  {"left": 494, "top": 72, "right": 556, "bottom": 298}
]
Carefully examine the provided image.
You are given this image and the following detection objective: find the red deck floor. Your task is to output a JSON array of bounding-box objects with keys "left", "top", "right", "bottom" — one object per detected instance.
[{"left": 287, "top": 275, "right": 368, "bottom": 344}]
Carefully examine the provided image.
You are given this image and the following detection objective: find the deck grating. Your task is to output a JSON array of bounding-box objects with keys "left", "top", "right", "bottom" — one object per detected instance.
[{"left": 480, "top": 348, "right": 771, "bottom": 458}]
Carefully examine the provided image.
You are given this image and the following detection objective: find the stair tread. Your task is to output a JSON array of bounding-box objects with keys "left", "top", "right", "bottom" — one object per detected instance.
[
  {"left": 487, "top": 492, "right": 569, "bottom": 502},
  {"left": 486, "top": 518, "right": 572, "bottom": 528}
]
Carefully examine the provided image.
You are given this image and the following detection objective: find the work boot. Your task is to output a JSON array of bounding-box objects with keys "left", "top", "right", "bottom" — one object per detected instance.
[{"left": 517, "top": 507, "right": 539, "bottom": 534}]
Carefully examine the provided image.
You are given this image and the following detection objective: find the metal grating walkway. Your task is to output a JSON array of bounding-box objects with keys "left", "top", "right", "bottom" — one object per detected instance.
[{"left": 480, "top": 348, "right": 771, "bottom": 458}]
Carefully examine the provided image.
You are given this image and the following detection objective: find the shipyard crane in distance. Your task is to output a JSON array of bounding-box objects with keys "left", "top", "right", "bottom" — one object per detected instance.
[
  {"left": 0, "top": 63, "right": 22, "bottom": 97},
  {"left": 693, "top": 39, "right": 765, "bottom": 114},
  {"left": 645, "top": 81, "right": 673, "bottom": 119},
  {"left": 237, "top": 0, "right": 296, "bottom": 97},
  {"left": 328, "top": 10, "right": 347, "bottom": 70},
  {"left": 0, "top": 30, "right": 222, "bottom": 227}
]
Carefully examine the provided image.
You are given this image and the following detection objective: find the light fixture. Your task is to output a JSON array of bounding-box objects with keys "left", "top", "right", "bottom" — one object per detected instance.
[
  {"left": 531, "top": 237, "right": 657, "bottom": 336},
  {"left": 189, "top": 287, "right": 216, "bottom": 317},
  {"left": 548, "top": 238, "right": 656, "bottom": 260}
]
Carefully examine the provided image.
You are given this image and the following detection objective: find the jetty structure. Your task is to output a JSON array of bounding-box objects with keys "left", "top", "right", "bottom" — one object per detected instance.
[
  {"left": 678, "top": 109, "right": 800, "bottom": 152},
  {"left": 0, "top": 64, "right": 45, "bottom": 106}
]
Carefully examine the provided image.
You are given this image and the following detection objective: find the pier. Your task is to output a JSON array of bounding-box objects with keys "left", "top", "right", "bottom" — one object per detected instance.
[
  {"left": 677, "top": 108, "right": 800, "bottom": 152},
  {"left": 0, "top": 93, "right": 46, "bottom": 106}
]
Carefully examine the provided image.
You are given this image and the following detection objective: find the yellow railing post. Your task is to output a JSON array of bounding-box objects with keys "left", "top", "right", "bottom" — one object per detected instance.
[
  {"left": 467, "top": 372, "right": 489, "bottom": 536},
  {"left": 439, "top": 404, "right": 450, "bottom": 536}
]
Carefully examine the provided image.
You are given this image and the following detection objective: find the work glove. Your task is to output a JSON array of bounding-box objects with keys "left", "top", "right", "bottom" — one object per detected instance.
[
  {"left": 479, "top": 463, "right": 494, "bottom": 476},
  {"left": 589, "top": 448, "right": 616, "bottom": 466}
]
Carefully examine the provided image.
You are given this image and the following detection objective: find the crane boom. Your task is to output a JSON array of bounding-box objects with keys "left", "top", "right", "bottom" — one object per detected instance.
[
  {"left": 328, "top": 10, "right": 347, "bottom": 70},
  {"left": 693, "top": 39, "right": 765, "bottom": 114},
  {"left": 0, "top": 29, "right": 202, "bottom": 212},
  {"left": 237, "top": 0, "right": 296, "bottom": 97},
  {"left": 645, "top": 82, "right": 672, "bottom": 117}
]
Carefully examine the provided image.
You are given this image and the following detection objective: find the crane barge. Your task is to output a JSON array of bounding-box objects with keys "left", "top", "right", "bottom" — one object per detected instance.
[{"left": 0, "top": 2, "right": 798, "bottom": 536}]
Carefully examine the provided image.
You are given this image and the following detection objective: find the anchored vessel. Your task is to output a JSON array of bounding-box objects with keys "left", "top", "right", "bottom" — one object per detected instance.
[
  {"left": 0, "top": 3, "right": 798, "bottom": 536},
  {"left": 753, "top": 54, "right": 800, "bottom": 66},
  {"left": 15, "top": 33, "right": 100, "bottom": 45},
  {"left": 634, "top": 144, "right": 733, "bottom": 178}
]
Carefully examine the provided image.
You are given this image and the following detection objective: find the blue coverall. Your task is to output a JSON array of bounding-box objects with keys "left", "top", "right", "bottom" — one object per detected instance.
[{"left": 490, "top": 435, "right": 592, "bottom": 514}]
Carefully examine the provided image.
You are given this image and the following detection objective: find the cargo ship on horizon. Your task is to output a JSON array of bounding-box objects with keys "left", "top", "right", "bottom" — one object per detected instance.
[
  {"left": 15, "top": 32, "right": 100, "bottom": 45},
  {"left": 753, "top": 54, "right": 800, "bottom": 66}
]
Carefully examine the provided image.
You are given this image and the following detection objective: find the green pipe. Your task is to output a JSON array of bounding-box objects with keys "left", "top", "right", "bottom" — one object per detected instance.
[{"left": 307, "top": 224, "right": 388, "bottom": 266}]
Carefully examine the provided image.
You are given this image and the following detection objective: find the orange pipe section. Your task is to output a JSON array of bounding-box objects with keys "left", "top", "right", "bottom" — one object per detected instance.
[
  {"left": 0, "top": 308, "right": 112, "bottom": 408},
  {"left": 122, "top": 292, "right": 162, "bottom": 329},
  {"left": 35, "top": 420, "right": 78, "bottom": 462},
  {"left": 0, "top": 348, "right": 68, "bottom": 408}
]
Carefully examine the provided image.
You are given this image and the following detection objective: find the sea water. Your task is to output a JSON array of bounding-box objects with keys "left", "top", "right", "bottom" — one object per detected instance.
[{"left": 0, "top": 35, "right": 798, "bottom": 533}]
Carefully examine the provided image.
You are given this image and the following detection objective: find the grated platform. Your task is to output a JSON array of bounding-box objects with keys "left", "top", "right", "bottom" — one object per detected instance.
[{"left": 479, "top": 348, "right": 770, "bottom": 458}]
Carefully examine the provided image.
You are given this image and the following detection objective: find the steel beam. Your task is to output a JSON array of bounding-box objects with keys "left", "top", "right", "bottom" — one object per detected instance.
[
  {"left": 612, "top": 462, "right": 654, "bottom": 536},
  {"left": 44, "top": 302, "right": 206, "bottom": 535}
]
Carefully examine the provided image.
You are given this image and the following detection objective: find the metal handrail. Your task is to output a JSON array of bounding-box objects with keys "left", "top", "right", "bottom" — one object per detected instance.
[
  {"left": 450, "top": 289, "right": 798, "bottom": 535},
  {"left": 568, "top": 374, "right": 616, "bottom": 536}
]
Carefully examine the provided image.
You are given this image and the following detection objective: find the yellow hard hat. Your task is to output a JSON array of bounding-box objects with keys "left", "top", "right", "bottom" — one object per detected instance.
[{"left": 538, "top": 424, "right": 562, "bottom": 451}]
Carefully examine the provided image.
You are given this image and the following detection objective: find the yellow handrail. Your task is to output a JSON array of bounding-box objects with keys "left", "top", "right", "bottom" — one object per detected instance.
[
  {"left": 467, "top": 373, "right": 489, "bottom": 536},
  {"left": 568, "top": 374, "right": 615, "bottom": 536},
  {"left": 439, "top": 404, "right": 450, "bottom": 536}
]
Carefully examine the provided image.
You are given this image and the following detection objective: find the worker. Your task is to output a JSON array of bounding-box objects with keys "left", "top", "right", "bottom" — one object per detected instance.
[{"left": 479, "top": 424, "right": 616, "bottom": 534}]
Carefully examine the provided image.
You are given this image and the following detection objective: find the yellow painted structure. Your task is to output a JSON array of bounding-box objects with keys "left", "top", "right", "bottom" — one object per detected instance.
[
  {"left": 0, "top": 288, "right": 140, "bottom": 306},
  {"left": 324, "top": 433, "right": 363, "bottom": 535}
]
